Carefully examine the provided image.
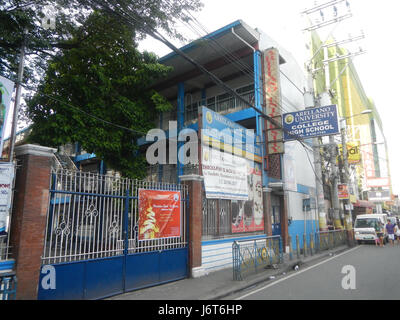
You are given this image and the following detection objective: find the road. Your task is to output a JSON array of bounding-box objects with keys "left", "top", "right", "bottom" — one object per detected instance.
[{"left": 225, "top": 244, "right": 400, "bottom": 300}]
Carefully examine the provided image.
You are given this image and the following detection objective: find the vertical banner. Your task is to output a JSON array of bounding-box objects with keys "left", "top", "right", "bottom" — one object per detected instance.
[
  {"left": 0, "top": 163, "right": 15, "bottom": 235},
  {"left": 138, "top": 189, "right": 181, "bottom": 240},
  {"left": 231, "top": 161, "right": 264, "bottom": 233},
  {"left": 0, "top": 76, "right": 14, "bottom": 156},
  {"left": 263, "top": 48, "right": 284, "bottom": 154}
]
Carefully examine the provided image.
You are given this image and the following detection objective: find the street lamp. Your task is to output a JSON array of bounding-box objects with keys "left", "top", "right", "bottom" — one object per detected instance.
[{"left": 339, "top": 109, "right": 372, "bottom": 231}]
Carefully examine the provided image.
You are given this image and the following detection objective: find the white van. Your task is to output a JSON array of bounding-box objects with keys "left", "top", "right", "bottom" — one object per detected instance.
[{"left": 354, "top": 214, "right": 388, "bottom": 244}]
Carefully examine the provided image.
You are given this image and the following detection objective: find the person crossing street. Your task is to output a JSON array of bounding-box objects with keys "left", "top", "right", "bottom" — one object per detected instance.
[{"left": 386, "top": 220, "right": 395, "bottom": 247}]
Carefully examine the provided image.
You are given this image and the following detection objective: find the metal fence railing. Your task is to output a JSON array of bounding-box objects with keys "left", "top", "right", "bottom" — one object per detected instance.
[
  {"left": 0, "top": 273, "right": 17, "bottom": 300},
  {"left": 233, "top": 230, "right": 355, "bottom": 280},
  {"left": 316, "top": 229, "right": 348, "bottom": 252},
  {"left": 0, "top": 235, "right": 11, "bottom": 261},
  {"left": 42, "top": 169, "right": 188, "bottom": 265},
  {"left": 233, "top": 236, "right": 283, "bottom": 281}
]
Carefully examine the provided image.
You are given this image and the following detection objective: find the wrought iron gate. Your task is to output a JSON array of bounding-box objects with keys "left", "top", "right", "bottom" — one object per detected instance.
[{"left": 38, "top": 169, "right": 188, "bottom": 300}]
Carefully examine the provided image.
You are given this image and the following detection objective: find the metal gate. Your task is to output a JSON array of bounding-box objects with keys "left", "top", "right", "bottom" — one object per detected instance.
[{"left": 38, "top": 169, "right": 188, "bottom": 300}]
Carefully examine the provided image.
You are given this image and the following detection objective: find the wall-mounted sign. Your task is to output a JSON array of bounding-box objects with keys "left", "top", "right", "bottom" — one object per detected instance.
[
  {"left": 362, "top": 144, "right": 375, "bottom": 178},
  {"left": 138, "top": 189, "right": 181, "bottom": 240},
  {"left": 338, "top": 184, "right": 349, "bottom": 200},
  {"left": 201, "top": 106, "right": 262, "bottom": 163},
  {"left": 303, "top": 198, "right": 316, "bottom": 211},
  {"left": 0, "top": 162, "right": 15, "bottom": 235},
  {"left": 366, "top": 177, "right": 390, "bottom": 188},
  {"left": 231, "top": 161, "right": 263, "bottom": 233},
  {"left": 368, "top": 189, "right": 391, "bottom": 202},
  {"left": 338, "top": 142, "right": 361, "bottom": 164},
  {"left": 282, "top": 105, "right": 340, "bottom": 141},
  {"left": 263, "top": 48, "right": 284, "bottom": 154},
  {"left": 202, "top": 146, "right": 248, "bottom": 200}
]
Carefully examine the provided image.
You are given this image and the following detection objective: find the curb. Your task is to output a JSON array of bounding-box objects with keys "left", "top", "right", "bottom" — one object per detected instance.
[{"left": 204, "top": 245, "right": 355, "bottom": 300}]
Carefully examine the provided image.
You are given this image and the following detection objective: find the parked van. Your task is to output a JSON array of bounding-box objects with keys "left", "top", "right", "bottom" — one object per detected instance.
[{"left": 354, "top": 214, "right": 388, "bottom": 244}]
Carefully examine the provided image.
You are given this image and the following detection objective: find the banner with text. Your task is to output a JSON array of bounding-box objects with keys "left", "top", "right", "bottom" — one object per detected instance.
[
  {"left": 201, "top": 106, "right": 262, "bottom": 163},
  {"left": 231, "top": 161, "right": 263, "bottom": 233},
  {"left": 0, "top": 162, "right": 14, "bottom": 235},
  {"left": 202, "top": 146, "right": 248, "bottom": 200},
  {"left": 138, "top": 189, "right": 181, "bottom": 240}
]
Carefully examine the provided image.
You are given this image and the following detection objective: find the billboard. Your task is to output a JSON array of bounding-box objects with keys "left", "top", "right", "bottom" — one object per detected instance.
[
  {"left": 202, "top": 146, "right": 248, "bottom": 200},
  {"left": 201, "top": 106, "right": 262, "bottom": 163},
  {"left": 138, "top": 189, "right": 181, "bottom": 240},
  {"left": 0, "top": 76, "right": 14, "bottom": 154},
  {"left": 282, "top": 105, "right": 340, "bottom": 141}
]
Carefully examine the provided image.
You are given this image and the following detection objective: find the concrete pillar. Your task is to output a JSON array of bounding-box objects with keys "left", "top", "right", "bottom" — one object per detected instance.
[
  {"left": 263, "top": 187, "right": 272, "bottom": 236},
  {"left": 179, "top": 174, "right": 205, "bottom": 278},
  {"left": 10, "top": 144, "right": 56, "bottom": 300}
]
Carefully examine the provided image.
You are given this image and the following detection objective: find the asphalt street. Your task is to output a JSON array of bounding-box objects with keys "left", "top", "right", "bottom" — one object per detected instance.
[{"left": 225, "top": 243, "right": 400, "bottom": 300}]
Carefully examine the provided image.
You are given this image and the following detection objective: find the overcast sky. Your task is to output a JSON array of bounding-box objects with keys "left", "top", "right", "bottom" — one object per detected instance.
[{"left": 139, "top": 0, "right": 400, "bottom": 195}]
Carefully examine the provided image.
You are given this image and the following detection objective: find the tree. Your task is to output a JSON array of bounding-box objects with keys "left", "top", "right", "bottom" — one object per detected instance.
[
  {"left": 0, "top": 0, "right": 203, "bottom": 86},
  {"left": 25, "top": 11, "right": 174, "bottom": 179}
]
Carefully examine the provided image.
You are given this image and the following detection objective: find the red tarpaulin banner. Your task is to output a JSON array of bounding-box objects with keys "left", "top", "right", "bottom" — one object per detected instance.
[{"left": 138, "top": 189, "right": 181, "bottom": 240}]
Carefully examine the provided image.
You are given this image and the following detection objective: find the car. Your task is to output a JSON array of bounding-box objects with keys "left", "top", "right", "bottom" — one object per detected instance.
[{"left": 354, "top": 214, "right": 388, "bottom": 245}]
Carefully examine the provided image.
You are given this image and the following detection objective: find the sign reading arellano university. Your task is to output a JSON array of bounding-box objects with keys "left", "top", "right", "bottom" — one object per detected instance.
[{"left": 282, "top": 105, "right": 340, "bottom": 141}]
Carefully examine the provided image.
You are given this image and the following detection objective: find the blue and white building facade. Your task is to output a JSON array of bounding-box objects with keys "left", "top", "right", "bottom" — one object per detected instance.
[{"left": 144, "top": 20, "right": 319, "bottom": 273}]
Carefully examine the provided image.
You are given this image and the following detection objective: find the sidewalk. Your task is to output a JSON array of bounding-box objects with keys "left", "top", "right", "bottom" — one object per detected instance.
[{"left": 107, "top": 244, "right": 353, "bottom": 300}]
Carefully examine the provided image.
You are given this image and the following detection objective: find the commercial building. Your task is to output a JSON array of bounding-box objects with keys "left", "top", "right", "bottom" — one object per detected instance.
[{"left": 143, "top": 20, "right": 317, "bottom": 274}]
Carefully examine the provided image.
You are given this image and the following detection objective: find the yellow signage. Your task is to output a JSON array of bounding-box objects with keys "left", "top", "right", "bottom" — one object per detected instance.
[{"left": 338, "top": 142, "right": 361, "bottom": 164}]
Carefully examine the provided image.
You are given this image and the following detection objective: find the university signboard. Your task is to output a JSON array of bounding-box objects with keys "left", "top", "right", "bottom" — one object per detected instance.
[
  {"left": 282, "top": 105, "right": 340, "bottom": 141},
  {"left": 201, "top": 106, "right": 262, "bottom": 163}
]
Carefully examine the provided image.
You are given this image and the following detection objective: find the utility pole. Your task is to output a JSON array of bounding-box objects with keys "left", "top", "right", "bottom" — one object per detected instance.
[
  {"left": 340, "top": 120, "right": 352, "bottom": 229},
  {"left": 302, "top": 0, "right": 365, "bottom": 230},
  {"left": 8, "top": 30, "right": 27, "bottom": 162},
  {"left": 304, "top": 79, "right": 328, "bottom": 230}
]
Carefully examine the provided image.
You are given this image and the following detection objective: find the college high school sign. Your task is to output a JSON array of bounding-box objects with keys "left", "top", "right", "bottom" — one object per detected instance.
[{"left": 282, "top": 105, "right": 340, "bottom": 141}]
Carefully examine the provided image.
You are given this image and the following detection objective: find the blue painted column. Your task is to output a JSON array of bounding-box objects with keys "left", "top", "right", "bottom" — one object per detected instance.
[
  {"left": 254, "top": 50, "right": 269, "bottom": 188},
  {"left": 177, "top": 82, "right": 185, "bottom": 183},
  {"left": 201, "top": 88, "right": 206, "bottom": 107}
]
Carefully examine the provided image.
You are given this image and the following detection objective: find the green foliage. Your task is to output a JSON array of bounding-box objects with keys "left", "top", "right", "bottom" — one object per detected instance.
[
  {"left": 25, "top": 11, "right": 173, "bottom": 179},
  {"left": 1, "top": 0, "right": 203, "bottom": 178},
  {"left": 0, "top": 0, "right": 203, "bottom": 85}
]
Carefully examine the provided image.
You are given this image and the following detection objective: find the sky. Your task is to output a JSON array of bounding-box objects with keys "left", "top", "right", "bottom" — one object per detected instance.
[{"left": 139, "top": 0, "right": 400, "bottom": 196}]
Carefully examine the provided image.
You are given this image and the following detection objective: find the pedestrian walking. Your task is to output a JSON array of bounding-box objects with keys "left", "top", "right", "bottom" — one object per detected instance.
[
  {"left": 386, "top": 220, "right": 395, "bottom": 247},
  {"left": 374, "top": 220, "right": 384, "bottom": 247},
  {"left": 395, "top": 222, "right": 400, "bottom": 245}
]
